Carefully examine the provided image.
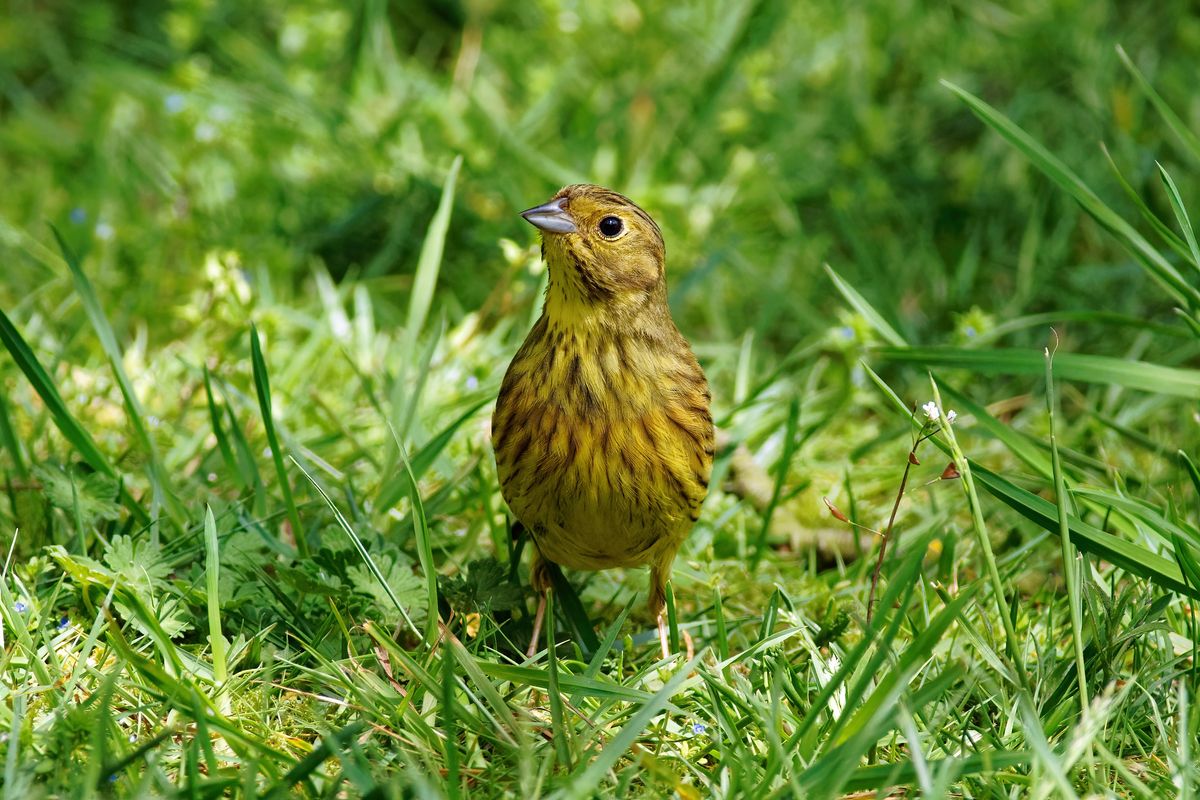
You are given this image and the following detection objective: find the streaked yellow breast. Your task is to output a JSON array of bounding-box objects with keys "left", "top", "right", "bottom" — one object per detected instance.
[{"left": 492, "top": 315, "right": 713, "bottom": 571}]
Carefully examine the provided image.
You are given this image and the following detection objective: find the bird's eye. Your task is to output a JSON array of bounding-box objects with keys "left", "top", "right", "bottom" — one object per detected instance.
[{"left": 598, "top": 216, "right": 623, "bottom": 237}]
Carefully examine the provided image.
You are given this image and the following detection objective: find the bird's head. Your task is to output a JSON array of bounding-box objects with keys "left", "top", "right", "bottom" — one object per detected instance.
[{"left": 521, "top": 184, "right": 667, "bottom": 319}]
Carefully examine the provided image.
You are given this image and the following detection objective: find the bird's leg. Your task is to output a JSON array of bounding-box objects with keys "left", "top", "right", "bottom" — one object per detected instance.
[
  {"left": 528, "top": 593, "right": 547, "bottom": 658},
  {"left": 650, "top": 560, "right": 673, "bottom": 660},
  {"left": 527, "top": 550, "right": 553, "bottom": 658}
]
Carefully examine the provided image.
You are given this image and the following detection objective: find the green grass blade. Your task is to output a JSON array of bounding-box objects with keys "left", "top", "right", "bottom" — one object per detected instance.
[
  {"left": 878, "top": 346, "right": 1200, "bottom": 398},
  {"left": 203, "top": 367, "right": 242, "bottom": 487},
  {"left": 938, "top": 384, "right": 1051, "bottom": 476},
  {"left": 440, "top": 646, "right": 462, "bottom": 800},
  {"left": 292, "top": 456, "right": 420, "bottom": 636},
  {"left": 4, "top": 693, "right": 25, "bottom": 793},
  {"left": 1045, "top": 347, "right": 1089, "bottom": 715},
  {"left": 1156, "top": 162, "right": 1200, "bottom": 276},
  {"left": 830, "top": 588, "right": 977, "bottom": 749},
  {"left": 405, "top": 156, "right": 462, "bottom": 362},
  {"left": 840, "top": 751, "right": 1029, "bottom": 793},
  {"left": 1101, "top": 144, "right": 1196, "bottom": 270},
  {"left": 1181, "top": 450, "right": 1200, "bottom": 520},
  {"left": 823, "top": 264, "right": 907, "bottom": 346},
  {"left": 558, "top": 657, "right": 697, "bottom": 800},
  {"left": 863, "top": 360, "right": 1198, "bottom": 599},
  {"left": 751, "top": 396, "right": 799, "bottom": 567},
  {"left": 394, "top": 436, "right": 440, "bottom": 645},
  {"left": 376, "top": 396, "right": 490, "bottom": 510},
  {"left": 546, "top": 561, "right": 600, "bottom": 656},
  {"left": 0, "top": 309, "right": 113, "bottom": 476},
  {"left": 473, "top": 662, "right": 664, "bottom": 704},
  {"left": 204, "top": 506, "right": 229, "bottom": 689},
  {"left": 0, "top": 389, "right": 28, "bottom": 480},
  {"left": 544, "top": 590, "right": 572, "bottom": 770},
  {"left": 1173, "top": 534, "right": 1200, "bottom": 590},
  {"left": 397, "top": 314, "right": 445, "bottom": 446},
  {"left": 250, "top": 324, "right": 306, "bottom": 558},
  {"left": 972, "top": 464, "right": 1197, "bottom": 599}
]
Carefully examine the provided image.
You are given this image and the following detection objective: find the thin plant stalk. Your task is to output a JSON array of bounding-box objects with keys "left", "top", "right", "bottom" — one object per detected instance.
[
  {"left": 867, "top": 441, "right": 918, "bottom": 623},
  {"left": 930, "top": 379, "right": 1027, "bottom": 689},
  {"left": 1045, "top": 346, "right": 1090, "bottom": 713}
]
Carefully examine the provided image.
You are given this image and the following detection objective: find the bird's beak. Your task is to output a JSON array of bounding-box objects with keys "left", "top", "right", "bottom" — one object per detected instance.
[{"left": 520, "top": 198, "right": 577, "bottom": 234}]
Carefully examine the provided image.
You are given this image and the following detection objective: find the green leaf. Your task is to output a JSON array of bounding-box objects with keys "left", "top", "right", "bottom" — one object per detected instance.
[
  {"left": 439, "top": 558, "right": 525, "bottom": 614},
  {"left": 348, "top": 554, "right": 428, "bottom": 629},
  {"left": 33, "top": 462, "right": 121, "bottom": 524},
  {"left": 103, "top": 534, "right": 170, "bottom": 595}
]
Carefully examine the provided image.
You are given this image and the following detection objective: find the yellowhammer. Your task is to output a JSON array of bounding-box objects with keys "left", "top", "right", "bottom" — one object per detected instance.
[{"left": 492, "top": 184, "right": 714, "bottom": 658}]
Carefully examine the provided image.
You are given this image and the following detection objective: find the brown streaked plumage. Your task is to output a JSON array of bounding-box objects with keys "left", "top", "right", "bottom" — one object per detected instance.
[{"left": 491, "top": 184, "right": 714, "bottom": 656}]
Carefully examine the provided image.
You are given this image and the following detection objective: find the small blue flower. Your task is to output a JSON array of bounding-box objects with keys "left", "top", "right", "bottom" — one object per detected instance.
[
  {"left": 70, "top": 207, "right": 87, "bottom": 224},
  {"left": 692, "top": 722, "right": 707, "bottom": 735},
  {"left": 465, "top": 375, "right": 479, "bottom": 391},
  {"left": 58, "top": 616, "right": 69, "bottom": 630},
  {"left": 964, "top": 325, "right": 977, "bottom": 338},
  {"left": 13, "top": 601, "right": 27, "bottom": 613},
  {"left": 838, "top": 326, "right": 854, "bottom": 340},
  {"left": 164, "top": 93, "right": 186, "bottom": 114}
]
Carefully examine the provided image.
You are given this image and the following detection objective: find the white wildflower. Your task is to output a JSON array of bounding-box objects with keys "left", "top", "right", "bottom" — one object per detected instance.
[
  {"left": 946, "top": 410, "right": 957, "bottom": 424},
  {"left": 921, "top": 401, "right": 939, "bottom": 421}
]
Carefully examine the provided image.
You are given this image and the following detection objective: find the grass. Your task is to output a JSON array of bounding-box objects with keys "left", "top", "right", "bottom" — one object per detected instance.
[{"left": 2, "top": 1, "right": 1200, "bottom": 797}]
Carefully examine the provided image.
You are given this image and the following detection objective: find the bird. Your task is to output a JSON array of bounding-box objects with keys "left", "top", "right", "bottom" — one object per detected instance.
[{"left": 491, "top": 184, "right": 714, "bottom": 658}]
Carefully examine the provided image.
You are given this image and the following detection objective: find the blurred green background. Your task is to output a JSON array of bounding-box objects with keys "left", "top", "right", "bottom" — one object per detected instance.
[{"left": 4, "top": 0, "right": 1197, "bottom": 354}]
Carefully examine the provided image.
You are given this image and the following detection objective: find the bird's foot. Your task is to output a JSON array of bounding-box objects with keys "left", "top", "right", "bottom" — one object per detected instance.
[
  {"left": 655, "top": 614, "right": 695, "bottom": 660},
  {"left": 527, "top": 591, "right": 547, "bottom": 658}
]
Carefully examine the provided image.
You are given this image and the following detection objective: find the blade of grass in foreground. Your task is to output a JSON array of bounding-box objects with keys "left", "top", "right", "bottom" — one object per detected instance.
[
  {"left": 823, "top": 264, "right": 907, "bottom": 346},
  {"left": 251, "top": 324, "right": 306, "bottom": 558},
  {"left": 204, "top": 506, "right": 229, "bottom": 691},
  {"left": 1045, "top": 347, "right": 1090, "bottom": 716},
  {"left": 877, "top": 346, "right": 1200, "bottom": 398},
  {"left": 0, "top": 309, "right": 113, "bottom": 475},
  {"left": 376, "top": 396, "right": 491, "bottom": 510},
  {"left": 978, "top": 465, "right": 1195, "bottom": 599},
  {"left": 292, "top": 456, "right": 420, "bottom": 636},
  {"left": 391, "top": 431, "right": 440, "bottom": 646},
  {"left": 558, "top": 657, "right": 697, "bottom": 800}
]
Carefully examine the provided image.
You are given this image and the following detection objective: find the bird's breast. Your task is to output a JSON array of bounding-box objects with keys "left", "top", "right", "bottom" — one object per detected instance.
[{"left": 492, "top": 316, "right": 713, "bottom": 570}]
